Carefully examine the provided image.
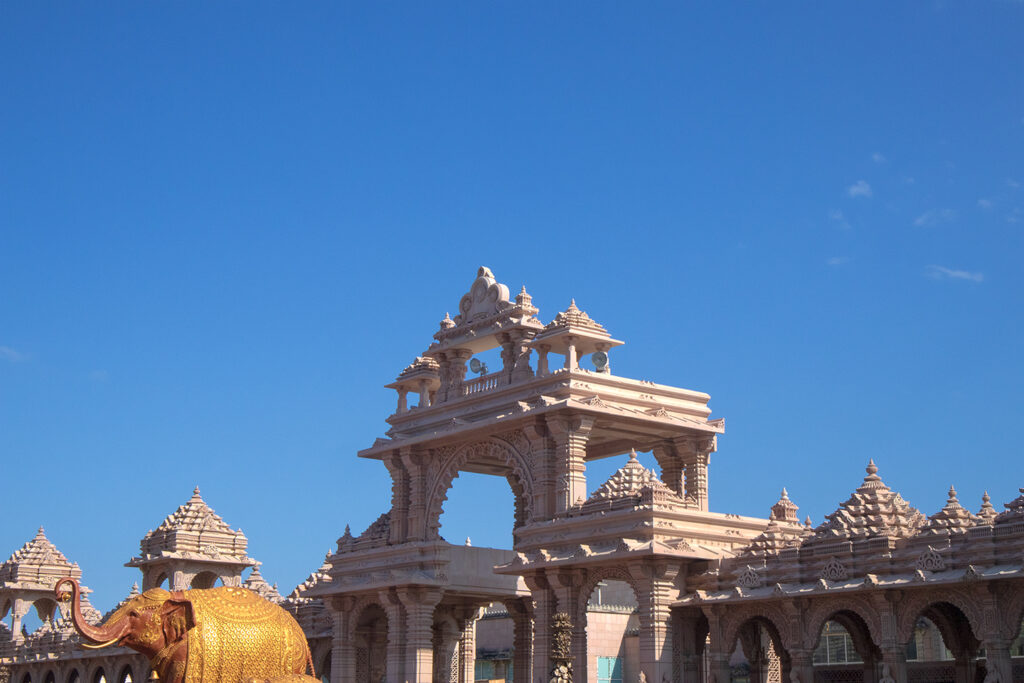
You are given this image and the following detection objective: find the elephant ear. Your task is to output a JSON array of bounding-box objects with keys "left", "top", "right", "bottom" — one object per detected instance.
[{"left": 159, "top": 597, "right": 195, "bottom": 645}]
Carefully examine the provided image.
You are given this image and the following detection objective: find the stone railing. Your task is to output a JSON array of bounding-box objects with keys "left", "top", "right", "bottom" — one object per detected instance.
[{"left": 461, "top": 373, "right": 502, "bottom": 396}]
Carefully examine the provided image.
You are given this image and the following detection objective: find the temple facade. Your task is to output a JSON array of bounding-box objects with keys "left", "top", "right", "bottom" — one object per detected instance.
[{"left": 1, "top": 267, "right": 1023, "bottom": 683}]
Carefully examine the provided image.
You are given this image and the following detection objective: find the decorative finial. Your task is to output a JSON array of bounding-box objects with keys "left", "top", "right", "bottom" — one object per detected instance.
[
  {"left": 515, "top": 285, "right": 533, "bottom": 306},
  {"left": 192, "top": 486, "right": 202, "bottom": 497},
  {"left": 947, "top": 485, "right": 958, "bottom": 503},
  {"left": 628, "top": 448, "right": 638, "bottom": 462},
  {"left": 982, "top": 491, "right": 991, "bottom": 504},
  {"left": 440, "top": 312, "right": 455, "bottom": 330},
  {"left": 465, "top": 537, "right": 472, "bottom": 547},
  {"left": 804, "top": 516, "right": 813, "bottom": 529},
  {"left": 36, "top": 526, "right": 46, "bottom": 536},
  {"left": 780, "top": 488, "right": 789, "bottom": 499},
  {"left": 569, "top": 298, "right": 578, "bottom": 309},
  {"left": 866, "top": 459, "right": 878, "bottom": 476}
]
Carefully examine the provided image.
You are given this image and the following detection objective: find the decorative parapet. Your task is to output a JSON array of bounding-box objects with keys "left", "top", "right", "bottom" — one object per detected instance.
[{"left": 340, "top": 512, "right": 391, "bottom": 552}]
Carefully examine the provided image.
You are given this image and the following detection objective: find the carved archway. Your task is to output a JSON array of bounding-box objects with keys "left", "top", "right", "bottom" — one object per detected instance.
[
  {"left": 351, "top": 599, "right": 389, "bottom": 683},
  {"left": 802, "top": 597, "right": 883, "bottom": 653},
  {"left": 425, "top": 437, "right": 535, "bottom": 540},
  {"left": 576, "top": 566, "right": 641, "bottom": 683},
  {"left": 722, "top": 608, "right": 794, "bottom": 656},
  {"left": 896, "top": 589, "right": 983, "bottom": 646}
]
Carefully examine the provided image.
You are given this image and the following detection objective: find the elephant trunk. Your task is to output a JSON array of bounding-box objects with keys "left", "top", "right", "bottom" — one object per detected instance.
[{"left": 55, "top": 577, "right": 130, "bottom": 647}]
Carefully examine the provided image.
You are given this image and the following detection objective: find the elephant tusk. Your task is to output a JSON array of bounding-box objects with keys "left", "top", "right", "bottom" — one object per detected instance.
[{"left": 82, "top": 638, "right": 121, "bottom": 649}]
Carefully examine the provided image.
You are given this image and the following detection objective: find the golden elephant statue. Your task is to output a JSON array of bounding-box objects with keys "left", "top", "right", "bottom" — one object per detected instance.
[{"left": 57, "top": 577, "right": 317, "bottom": 683}]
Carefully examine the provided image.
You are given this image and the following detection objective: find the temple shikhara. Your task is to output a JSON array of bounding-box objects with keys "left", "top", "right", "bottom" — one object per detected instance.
[{"left": 2, "top": 267, "right": 1023, "bottom": 683}]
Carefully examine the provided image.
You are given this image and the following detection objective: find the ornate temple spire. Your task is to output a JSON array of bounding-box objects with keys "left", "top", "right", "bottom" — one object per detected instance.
[
  {"left": 921, "top": 485, "right": 977, "bottom": 534},
  {"left": 809, "top": 460, "right": 926, "bottom": 542},
  {"left": 770, "top": 488, "right": 800, "bottom": 523},
  {"left": 242, "top": 565, "right": 282, "bottom": 603},
  {"left": 977, "top": 491, "right": 998, "bottom": 524},
  {"left": 740, "top": 489, "right": 805, "bottom": 558}
]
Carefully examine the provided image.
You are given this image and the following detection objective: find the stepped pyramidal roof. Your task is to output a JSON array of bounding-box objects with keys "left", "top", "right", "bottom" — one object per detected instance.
[
  {"left": 920, "top": 486, "right": 977, "bottom": 534},
  {"left": 809, "top": 461, "right": 927, "bottom": 542},
  {"left": 136, "top": 487, "right": 251, "bottom": 561},
  {"left": 584, "top": 450, "right": 685, "bottom": 507},
  {"left": 0, "top": 527, "right": 82, "bottom": 590}
]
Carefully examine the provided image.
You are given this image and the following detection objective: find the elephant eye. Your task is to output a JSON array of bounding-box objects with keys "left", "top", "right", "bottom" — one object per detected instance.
[{"left": 129, "top": 610, "right": 140, "bottom": 619}]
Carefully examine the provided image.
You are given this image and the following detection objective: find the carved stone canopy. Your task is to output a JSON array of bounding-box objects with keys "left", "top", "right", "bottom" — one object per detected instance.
[
  {"left": 530, "top": 299, "right": 623, "bottom": 358},
  {"left": 430, "top": 267, "right": 542, "bottom": 354}
]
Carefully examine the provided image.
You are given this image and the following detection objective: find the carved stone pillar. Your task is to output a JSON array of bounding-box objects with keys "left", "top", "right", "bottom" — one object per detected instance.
[
  {"left": 399, "top": 588, "right": 443, "bottom": 683},
  {"left": 401, "top": 448, "right": 429, "bottom": 542},
  {"left": 397, "top": 388, "right": 409, "bottom": 414},
  {"left": 879, "top": 647, "right": 908, "bottom": 683},
  {"left": 504, "top": 598, "right": 534, "bottom": 683},
  {"left": 379, "top": 589, "right": 406, "bottom": 683},
  {"left": 526, "top": 573, "right": 555, "bottom": 683},
  {"left": 536, "top": 344, "right": 550, "bottom": 376},
  {"left": 564, "top": 337, "right": 577, "bottom": 370},
  {"left": 981, "top": 639, "right": 1012, "bottom": 683},
  {"left": 448, "top": 349, "right": 472, "bottom": 399},
  {"left": 652, "top": 442, "right": 684, "bottom": 498},
  {"left": 704, "top": 607, "right": 732, "bottom": 683},
  {"left": 457, "top": 610, "right": 479, "bottom": 683},
  {"left": 523, "top": 419, "right": 555, "bottom": 521},
  {"left": 511, "top": 330, "right": 536, "bottom": 382},
  {"left": 329, "top": 597, "right": 355, "bottom": 683},
  {"left": 384, "top": 452, "right": 409, "bottom": 544},
  {"left": 435, "top": 352, "right": 452, "bottom": 404},
  {"left": 550, "top": 569, "right": 586, "bottom": 681},
  {"left": 632, "top": 562, "right": 680, "bottom": 683},
  {"left": 418, "top": 379, "right": 432, "bottom": 408},
  {"left": 546, "top": 414, "right": 595, "bottom": 513},
  {"left": 788, "top": 649, "right": 813, "bottom": 683},
  {"left": 676, "top": 436, "right": 714, "bottom": 512}
]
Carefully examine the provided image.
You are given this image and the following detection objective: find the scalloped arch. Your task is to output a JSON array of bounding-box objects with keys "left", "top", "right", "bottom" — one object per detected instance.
[
  {"left": 802, "top": 597, "right": 883, "bottom": 652},
  {"left": 895, "top": 588, "right": 984, "bottom": 645},
  {"left": 425, "top": 437, "right": 534, "bottom": 539},
  {"left": 721, "top": 605, "right": 795, "bottom": 654}
]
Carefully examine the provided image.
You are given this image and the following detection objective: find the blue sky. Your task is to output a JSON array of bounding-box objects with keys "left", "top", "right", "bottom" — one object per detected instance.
[{"left": 1, "top": 3, "right": 1022, "bottom": 617}]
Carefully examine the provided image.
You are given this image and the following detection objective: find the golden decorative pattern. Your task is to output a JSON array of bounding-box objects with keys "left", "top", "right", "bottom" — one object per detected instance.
[{"left": 182, "top": 586, "right": 309, "bottom": 683}]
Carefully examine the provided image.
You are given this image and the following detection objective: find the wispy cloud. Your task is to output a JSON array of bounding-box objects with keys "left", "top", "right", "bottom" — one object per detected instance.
[
  {"left": 826, "top": 256, "right": 850, "bottom": 266},
  {"left": 0, "top": 346, "right": 27, "bottom": 363},
  {"left": 871, "top": 152, "right": 887, "bottom": 164},
  {"left": 913, "top": 208, "right": 955, "bottom": 227},
  {"left": 902, "top": 175, "right": 916, "bottom": 185},
  {"left": 1008, "top": 178, "right": 1021, "bottom": 189},
  {"left": 828, "top": 209, "right": 851, "bottom": 230},
  {"left": 847, "top": 180, "right": 872, "bottom": 198},
  {"left": 978, "top": 198, "right": 994, "bottom": 210},
  {"left": 927, "top": 265, "right": 983, "bottom": 282}
]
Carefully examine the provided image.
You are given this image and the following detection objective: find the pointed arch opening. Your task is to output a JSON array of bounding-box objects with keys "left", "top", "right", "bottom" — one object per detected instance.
[
  {"left": 810, "top": 609, "right": 879, "bottom": 682},
  {"left": 727, "top": 615, "right": 789, "bottom": 683}
]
